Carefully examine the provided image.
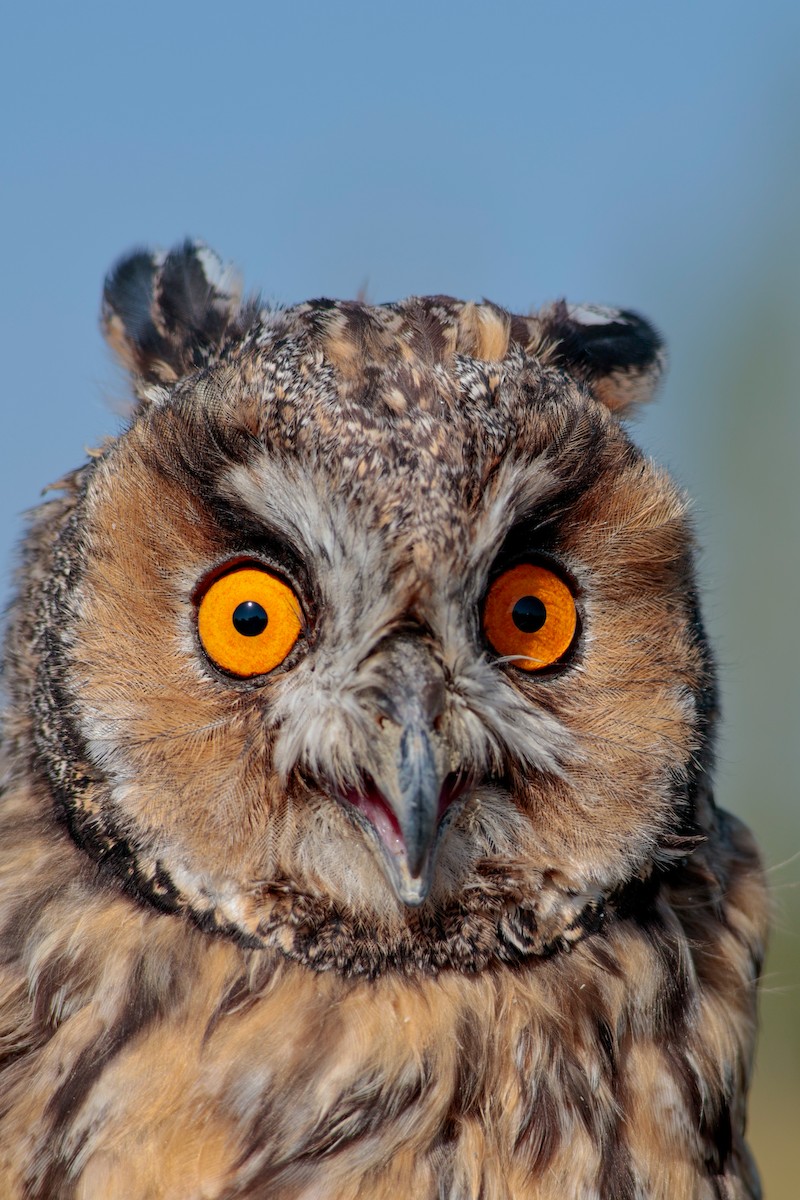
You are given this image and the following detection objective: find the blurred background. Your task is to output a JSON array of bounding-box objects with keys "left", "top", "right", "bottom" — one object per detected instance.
[{"left": 1, "top": 0, "right": 797, "bottom": 1189}]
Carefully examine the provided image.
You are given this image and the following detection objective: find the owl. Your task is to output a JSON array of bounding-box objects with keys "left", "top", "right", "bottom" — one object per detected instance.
[{"left": 0, "top": 241, "right": 767, "bottom": 1200}]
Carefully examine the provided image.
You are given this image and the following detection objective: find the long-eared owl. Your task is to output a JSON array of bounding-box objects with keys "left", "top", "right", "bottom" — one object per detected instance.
[{"left": 0, "top": 241, "right": 767, "bottom": 1199}]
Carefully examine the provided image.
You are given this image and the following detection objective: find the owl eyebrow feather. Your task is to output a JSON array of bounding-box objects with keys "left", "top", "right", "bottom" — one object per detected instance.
[
  {"left": 480, "top": 403, "right": 618, "bottom": 559},
  {"left": 201, "top": 495, "right": 312, "bottom": 585},
  {"left": 492, "top": 480, "right": 597, "bottom": 567}
]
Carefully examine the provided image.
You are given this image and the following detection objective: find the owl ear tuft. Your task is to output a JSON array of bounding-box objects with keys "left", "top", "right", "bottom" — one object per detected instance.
[
  {"left": 537, "top": 300, "right": 666, "bottom": 415},
  {"left": 102, "top": 240, "right": 247, "bottom": 399}
]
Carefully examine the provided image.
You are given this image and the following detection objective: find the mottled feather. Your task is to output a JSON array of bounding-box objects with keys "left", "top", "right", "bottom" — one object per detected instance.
[{"left": 0, "top": 241, "right": 765, "bottom": 1199}]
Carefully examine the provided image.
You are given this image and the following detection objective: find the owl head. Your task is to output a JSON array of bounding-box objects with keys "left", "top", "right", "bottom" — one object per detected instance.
[{"left": 28, "top": 241, "right": 713, "bottom": 975}]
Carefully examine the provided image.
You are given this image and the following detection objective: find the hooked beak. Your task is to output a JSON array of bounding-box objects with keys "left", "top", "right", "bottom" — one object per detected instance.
[
  {"left": 340, "top": 637, "right": 464, "bottom": 906},
  {"left": 343, "top": 731, "right": 462, "bottom": 906},
  {"left": 396, "top": 720, "right": 441, "bottom": 880}
]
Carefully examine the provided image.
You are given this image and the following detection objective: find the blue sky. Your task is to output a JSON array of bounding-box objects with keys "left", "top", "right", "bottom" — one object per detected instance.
[{"left": 3, "top": 4, "right": 796, "bottom": 459}]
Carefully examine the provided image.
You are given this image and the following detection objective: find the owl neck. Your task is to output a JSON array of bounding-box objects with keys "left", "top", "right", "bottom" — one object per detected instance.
[{"left": 0, "top": 790, "right": 764, "bottom": 1198}]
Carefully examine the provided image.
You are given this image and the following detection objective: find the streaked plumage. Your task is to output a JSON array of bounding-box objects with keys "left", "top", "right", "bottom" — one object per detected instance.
[{"left": 0, "top": 242, "right": 766, "bottom": 1198}]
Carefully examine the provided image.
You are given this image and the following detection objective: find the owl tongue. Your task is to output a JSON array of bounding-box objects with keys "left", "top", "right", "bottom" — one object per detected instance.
[
  {"left": 344, "top": 784, "right": 405, "bottom": 858},
  {"left": 343, "top": 774, "right": 465, "bottom": 871}
]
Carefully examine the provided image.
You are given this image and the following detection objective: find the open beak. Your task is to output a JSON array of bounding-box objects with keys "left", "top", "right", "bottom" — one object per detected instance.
[
  {"left": 344, "top": 724, "right": 450, "bottom": 905},
  {"left": 340, "top": 637, "right": 462, "bottom": 906}
]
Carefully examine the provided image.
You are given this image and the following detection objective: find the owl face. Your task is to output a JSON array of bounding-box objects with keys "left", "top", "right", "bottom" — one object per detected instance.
[{"left": 34, "top": 243, "right": 712, "bottom": 975}]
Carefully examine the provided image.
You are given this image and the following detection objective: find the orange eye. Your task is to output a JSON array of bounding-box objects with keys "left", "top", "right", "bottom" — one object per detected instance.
[
  {"left": 197, "top": 566, "right": 303, "bottom": 677},
  {"left": 483, "top": 563, "right": 577, "bottom": 671}
]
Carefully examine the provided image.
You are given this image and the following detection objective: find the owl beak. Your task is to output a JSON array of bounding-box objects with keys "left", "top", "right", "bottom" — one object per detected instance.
[
  {"left": 344, "top": 638, "right": 458, "bottom": 906},
  {"left": 386, "top": 719, "right": 445, "bottom": 905},
  {"left": 344, "top": 721, "right": 451, "bottom": 907}
]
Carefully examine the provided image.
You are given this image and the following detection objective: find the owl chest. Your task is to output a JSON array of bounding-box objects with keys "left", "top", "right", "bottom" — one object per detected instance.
[{"left": 25, "top": 957, "right": 729, "bottom": 1200}]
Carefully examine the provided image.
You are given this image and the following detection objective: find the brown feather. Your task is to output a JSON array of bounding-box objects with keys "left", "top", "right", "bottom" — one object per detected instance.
[{"left": 0, "top": 241, "right": 765, "bottom": 1198}]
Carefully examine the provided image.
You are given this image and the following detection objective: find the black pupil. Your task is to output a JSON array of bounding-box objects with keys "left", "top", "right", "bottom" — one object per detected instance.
[
  {"left": 512, "top": 595, "right": 547, "bottom": 634},
  {"left": 232, "top": 600, "right": 268, "bottom": 637}
]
